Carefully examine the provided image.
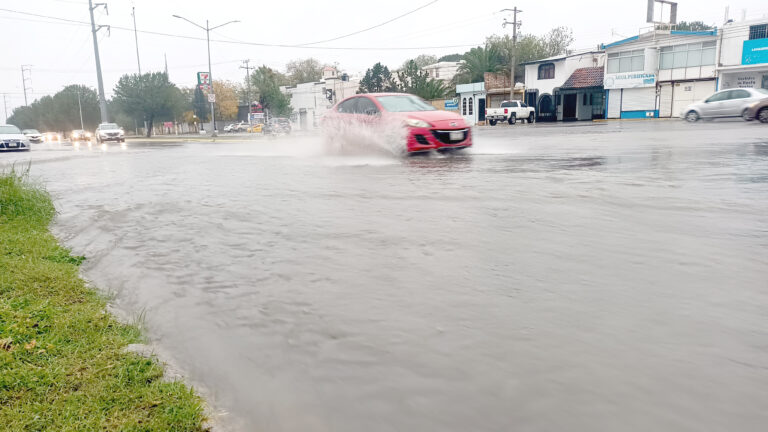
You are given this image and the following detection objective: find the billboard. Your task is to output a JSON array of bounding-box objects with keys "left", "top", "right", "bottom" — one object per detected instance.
[{"left": 742, "top": 39, "right": 768, "bottom": 65}]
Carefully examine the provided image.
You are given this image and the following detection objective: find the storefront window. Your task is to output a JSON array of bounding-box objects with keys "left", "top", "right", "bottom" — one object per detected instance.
[
  {"left": 659, "top": 41, "right": 716, "bottom": 69},
  {"left": 607, "top": 50, "right": 645, "bottom": 74}
]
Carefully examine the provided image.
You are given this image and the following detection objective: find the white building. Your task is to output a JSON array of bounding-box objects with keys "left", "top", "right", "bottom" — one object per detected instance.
[
  {"left": 456, "top": 82, "right": 485, "bottom": 126},
  {"left": 602, "top": 29, "right": 718, "bottom": 119},
  {"left": 421, "top": 61, "right": 461, "bottom": 83},
  {"left": 283, "top": 68, "right": 360, "bottom": 130},
  {"left": 522, "top": 50, "right": 604, "bottom": 121},
  {"left": 717, "top": 18, "right": 768, "bottom": 91}
]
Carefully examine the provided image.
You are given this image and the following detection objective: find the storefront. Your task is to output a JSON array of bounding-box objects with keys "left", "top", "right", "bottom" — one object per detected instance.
[
  {"left": 456, "top": 82, "right": 486, "bottom": 126},
  {"left": 717, "top": 19, "right": 768, "bottom": 91},
  {"left": 605, "top": 73, "right": 658, "bottom": 118}
]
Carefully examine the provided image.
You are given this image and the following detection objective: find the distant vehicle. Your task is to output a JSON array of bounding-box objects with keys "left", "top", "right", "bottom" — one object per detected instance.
[
  {"left": 95, "top": 123, "right": 125, "bottom": 143},
  {"left": 70, "top": 129, "right": 92, "bottom": 142},
  {"left": 485, "top": 100, "right": 536, "bottom": 125},
  {"left": 234, "top": 121, "right": 250, "bottom": 132},
  {"left": 265, "top": 118, "right": 291, "bottom": 135},
  {"left": 43, "top": 132, "right": 62, "bottom": 143},
  {"left": 744, "top": 96, "right": 768, "bottom": 123},
  {"left": 223, "top": 123, "right": 236, "bottom": 133},
  {"left": 323, "top": 93, "right": 472, "bottom": 153},
  {"left": 682, "top": 88, "right": 768, "bottom": 122},
  {"left": 247, "top": 123, "right": 263, "bottom": 134},
  {"left": 0, "top": 124, "right": 31, "bottom": 151},
  {"left": 22, "top": 129, "right": 42, "bottom": 143}
]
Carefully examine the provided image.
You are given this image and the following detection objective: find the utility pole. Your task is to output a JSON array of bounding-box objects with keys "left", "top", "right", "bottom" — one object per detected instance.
[
  {"left": 173, "top": 15, "right": 239, "bottom": 137},
  {"left": 76, "top": 88, "right": 84, "bottom": 130},
  {"left": 21, "top": 65, "right": 32, "bottom": 106},
  {"left": 3, "top": 94, "right": 8, "bottom": 123},
  {"left": 88, "top": 0, "right": 110, "bottom": 123},
  {"left": 132, "top": 6, "right": 141, "bottom": 75},
  {"left": 240, "top": 59, "right": 252, "bottom": 106},
  {"left": 502, "top": 7, "right": 522, "bottom": 100}
]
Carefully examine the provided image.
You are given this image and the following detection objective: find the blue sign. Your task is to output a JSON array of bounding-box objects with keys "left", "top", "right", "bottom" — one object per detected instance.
[
  {"left": 444, "top": 99, "right": 458, "bottom": 109},
  {"left": 742, "top": 39, "right": 768, "bottom": 65}
]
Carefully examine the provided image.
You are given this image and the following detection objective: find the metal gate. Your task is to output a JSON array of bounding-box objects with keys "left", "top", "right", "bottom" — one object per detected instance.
[
  {"left": 659, "top": 83, "right": 673, "bottom": 117},
  {"left": 607, "top": 89, "right": 621, "bottom": 119}
]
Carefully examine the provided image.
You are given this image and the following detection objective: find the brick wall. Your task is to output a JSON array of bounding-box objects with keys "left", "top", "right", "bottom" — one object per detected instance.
[{"left": 484, "top": 72, "right": 511, "bottom": 91}]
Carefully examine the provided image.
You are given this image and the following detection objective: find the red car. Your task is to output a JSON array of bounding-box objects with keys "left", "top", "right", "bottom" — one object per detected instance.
[{"left": 324, "top": 93, "right": 472, "bottom": 153}]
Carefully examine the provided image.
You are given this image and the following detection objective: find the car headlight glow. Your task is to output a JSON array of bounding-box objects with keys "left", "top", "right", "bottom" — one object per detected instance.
[{"left": 405, "top": 118, "right": 431, "bottom": 128}]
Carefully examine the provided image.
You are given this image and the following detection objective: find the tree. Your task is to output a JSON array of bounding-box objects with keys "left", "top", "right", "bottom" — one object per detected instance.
[
  {"left": 250, "top": 66, "right": 291, "bottom": 117},
  {"left": 454, "top": 44, "right": 505, "bottom": 84},
  {"left": 672, "top": 21, "right": 713, "bottom": 31},
  {"left": 212, "top": 80, "right": 239, "bottom": 121},
  {"left": 6, "top": 85, "right": 100, "bottom": 132},
  {"left": 192, "top": 87, "right": 209, "bottom": 123},
  {"left": 396, "top": 60, "right": 450, "bottom": 100},
  {"left": 438, "top": 53, "right": 463, "bottom": 62},
  {"left": 485, "top": 26, "right": 574, "bottom": 83},
  {"left": 286, "top": 58, "right": 323, "bottom": 85},
  {"left": 359, "top": 63, "right": 399, "bottom": 93},
  {"left": 111, "top": 72, "right": 186, "bottom": 137}
]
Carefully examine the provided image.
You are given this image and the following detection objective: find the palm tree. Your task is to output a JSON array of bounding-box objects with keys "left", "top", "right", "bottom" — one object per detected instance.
[
  {"left": 455, "top": 44, "right": 505, "bottom": 83},
  {"left": 416, "top": 79, "right": 451, "bottom": 100}
]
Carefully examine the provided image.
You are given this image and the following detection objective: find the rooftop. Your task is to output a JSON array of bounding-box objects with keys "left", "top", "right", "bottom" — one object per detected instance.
[
  {"left": 560, "top": 67, "right": 604, "bottom": 89},
  {"left": 520, "top": 49, "right": 603, "bottom": 66}
]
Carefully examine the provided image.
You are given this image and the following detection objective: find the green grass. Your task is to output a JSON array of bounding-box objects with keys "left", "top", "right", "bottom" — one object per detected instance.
[{"left": 0, "top": 168, "right": 207, "bottom": 431}]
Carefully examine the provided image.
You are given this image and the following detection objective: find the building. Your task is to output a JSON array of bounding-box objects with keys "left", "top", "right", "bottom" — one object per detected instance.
[
  {"left": 717, "top": 18, "right": 768, "bottom": 91},
  {"left": 522, "top": 50, "right": 604, "bottom": 121},
  {"left": 557, "top": 67, "right": 606, "bottom": 121},
  {"left": 484, "top": 72, "right": 524, "bottom": 109},
  {"left": 456, "top": 82, "right": 486, "bottom": 126},
  {"left": 602, "top": 29, "right": 718, "bottom": 119},
  {"left": 421, "top": 61, "right": 461, "bottom": 83},
  {"left": 282, "top": 68, "right": 360, "bottom": 130}
]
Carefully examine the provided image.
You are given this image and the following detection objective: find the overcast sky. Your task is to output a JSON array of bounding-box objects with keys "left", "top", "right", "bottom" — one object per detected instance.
[{"left": 2, "top": 0, "right": 767, "bottom": 115}]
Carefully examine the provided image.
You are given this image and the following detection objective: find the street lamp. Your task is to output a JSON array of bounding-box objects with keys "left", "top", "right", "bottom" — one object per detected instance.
[{"left": 172, "top": 14, "right": 239, "bottom": 137}]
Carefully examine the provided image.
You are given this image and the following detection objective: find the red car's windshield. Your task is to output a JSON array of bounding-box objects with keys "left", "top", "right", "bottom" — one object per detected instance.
[{"left": 375, "top": 95, "right": 436, "bottom": 112}]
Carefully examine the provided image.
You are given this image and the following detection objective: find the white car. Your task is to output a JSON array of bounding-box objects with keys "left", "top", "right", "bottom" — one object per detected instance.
[
  {"left": 681, "top": 88, "right": 768, "bottom": 122},
  {"left": 95, "top": 123, "right": 125, "bottom": 143},
  {"left": 22, "top": 129, "right": 43, "bottom": 143},
  {"left": 0, "top": 124, "right": 31, "bottom": 152}
]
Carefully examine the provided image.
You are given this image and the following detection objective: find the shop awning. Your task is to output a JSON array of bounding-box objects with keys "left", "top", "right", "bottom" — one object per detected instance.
[{"left": 560, "top": 67, "right": 604, "bottom": 89}]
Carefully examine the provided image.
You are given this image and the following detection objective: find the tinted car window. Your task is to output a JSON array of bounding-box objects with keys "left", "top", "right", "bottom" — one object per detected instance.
[
  {"left": 731, "top": 90, "right": 750, "bottom": 99},
  {"left": 501, "top": 101, "right": 518, "bottom": 108},
  {"left": 337, "top": 98, "right": 357, "bottom": 113},
  {"left": 374, "top": 95, "right": 436, "bottom": 112},
  {"left": 355, "top": 97, "right": 379, "bottom": 115},
  {"left": 705, "top": 92, "right": 729, "bottom": 103}
]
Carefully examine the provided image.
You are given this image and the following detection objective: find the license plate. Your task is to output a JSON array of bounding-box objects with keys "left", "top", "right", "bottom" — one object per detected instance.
[
  {"left": 449, "top": 131, "right": 463, "bottom": 141},
  {"left": 8, "top": 142, "right": 18, "bottom": 148}
]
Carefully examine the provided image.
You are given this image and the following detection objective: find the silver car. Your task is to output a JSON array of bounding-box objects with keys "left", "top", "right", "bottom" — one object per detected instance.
[
  {"left": 682, "top": 87, "right": 768, "bottom": 122},
  {"left": 0, "top": 124, "right": 31, "bottom": 151}
]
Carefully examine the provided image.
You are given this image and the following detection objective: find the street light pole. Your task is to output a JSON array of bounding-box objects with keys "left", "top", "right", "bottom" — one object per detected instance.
[
  {"left": 77, "top": 88, "right": 84, "bottom": 130},
  {"left": 172, "top": 15, "right": 239, "bottom": 137},
  {"left": 88, "top": 0, "right": 109, "bottom": 122}
]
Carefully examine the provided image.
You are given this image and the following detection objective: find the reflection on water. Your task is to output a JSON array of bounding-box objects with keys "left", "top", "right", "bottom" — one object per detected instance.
[{"left": 27, "top": 123, "right": 768, "bottom": 432}]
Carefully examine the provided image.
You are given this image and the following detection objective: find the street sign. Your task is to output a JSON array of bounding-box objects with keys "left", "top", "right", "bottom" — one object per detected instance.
[
  {"left": 208, "top": 93, "right": 216, "bottom": 103},
  {"left": 445, "top": 99, "right": 458, "bottom": 109}
]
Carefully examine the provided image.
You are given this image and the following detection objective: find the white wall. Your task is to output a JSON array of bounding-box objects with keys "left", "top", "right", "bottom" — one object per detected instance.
[{"left": 719, "top": 21, "right": 755, "bottom": 66}]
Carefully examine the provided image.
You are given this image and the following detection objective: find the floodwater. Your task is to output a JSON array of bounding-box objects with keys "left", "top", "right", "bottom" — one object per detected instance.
[{"left": 4, "top": 121, "right": 768, "bottom": 431}]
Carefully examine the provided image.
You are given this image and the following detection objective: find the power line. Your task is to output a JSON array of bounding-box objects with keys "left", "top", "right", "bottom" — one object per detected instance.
[
  {"left": 294, "top": 0, "right": 439, "bottom": 46},
  {"left": 0, "top": 7, "right": 480, "bottom": 51}
]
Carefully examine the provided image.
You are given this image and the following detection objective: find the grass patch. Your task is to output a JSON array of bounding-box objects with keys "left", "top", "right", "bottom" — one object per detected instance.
[{"left": 0, "top": 168, "right": 207, "bottom": 431}]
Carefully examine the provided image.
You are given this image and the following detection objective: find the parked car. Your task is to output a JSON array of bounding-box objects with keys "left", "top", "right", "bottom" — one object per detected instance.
[
  {"left": 323, "top": 93, "right": 472, "bottom": 153},
  {"left": 744, "top": 96, "right": 768, "bottom": 123},
  {"left": 22, "top": 129, "right": 42, "bottom": 143},
  {"left": 43, "top": 132, "right": 62, "bottom": 143},
  {"left": 265, "top": 118, "right": 292, "bottom": 135},
  {"left": 0, "top": 124, "right": 31, "bottom": 151},
  {"left": 70, "top": 129, "right": 92, "bottom": 142},
  {"left": 485, "top": 100, "right": 536, "bottom": 125},
  {"left": 234, "top": 121, "right": 250, "bottom": 132},
  {"left": 95, "top": 123, "right": 125, "bottom": 143},
  {"left": 223, "top": 123, "right": 236, "bottom": 133},
  {"left": 682, "top": 88, "right": 768, "bottom": 122}
]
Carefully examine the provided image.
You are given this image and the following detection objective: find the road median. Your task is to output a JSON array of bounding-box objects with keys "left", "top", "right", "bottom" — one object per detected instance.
[{"left": 0, "top": 169, "right": 207, "bottom": 431}]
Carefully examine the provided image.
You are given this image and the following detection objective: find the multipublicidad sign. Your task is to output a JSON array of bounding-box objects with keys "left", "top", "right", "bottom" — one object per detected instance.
[{"left": 604, "top": 72, "right": 656, "bottom": 89}]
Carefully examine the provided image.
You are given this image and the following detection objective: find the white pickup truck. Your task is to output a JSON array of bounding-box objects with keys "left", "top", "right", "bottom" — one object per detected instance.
[{"left": 485, "top": 100, "right": 536, "bottom": 125}]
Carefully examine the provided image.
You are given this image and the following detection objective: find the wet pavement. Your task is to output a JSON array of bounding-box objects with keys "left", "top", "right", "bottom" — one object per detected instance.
[{"left": 3, "top": 120, "right": 768, "bottom": 431}]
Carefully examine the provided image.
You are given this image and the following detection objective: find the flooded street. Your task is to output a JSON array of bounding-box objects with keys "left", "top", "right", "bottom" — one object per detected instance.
[{"left": 5, "top": 121, "right": 768, "bottom": 431}]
